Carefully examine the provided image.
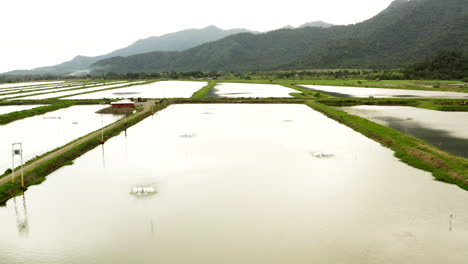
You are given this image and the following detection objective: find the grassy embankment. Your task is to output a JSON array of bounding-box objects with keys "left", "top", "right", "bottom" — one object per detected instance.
[
  {"left": 0, "top": 100, "right": 171, "bottom": 205},
  {"left": 306, "top": 101, "right": 468, "bottom": 190},
  {"left": 0, "top": 98, "right": 122, "bottom": 125},
  {"left": 1, "top": 79, "right": 467, "bottom": 203},
  {"left": 191, "top": 81, "right": 218, "bottom": 99},
  {"left": 194, "top": 79, "right": 332, "bottom": 98},
  {"left": 3, "top": 80, "right": 138, "bottom": 100},
  {"left": 0, "top": 81, "right": 92, "bottom": 97},
  {"left": 294, "top": 79, "right": 468, "bottom": 92},
  {"left": 0, "top": 102, "right": 75, "bottom": 125},
  {"left": 56, "top": 80, "right": 157, "bottom": 99},
  {"left": 316, "top": 98, "right": 468, "bottom": 112},
  {"left": 218, "top": 78, "right": 468, "bottom": 92},
  {"left": 222, "top": 78, "right": 468, "bottom": 92}
]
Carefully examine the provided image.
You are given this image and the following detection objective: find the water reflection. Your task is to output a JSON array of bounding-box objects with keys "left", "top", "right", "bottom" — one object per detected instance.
[
  {"left": 339, "top": 106, "right": 468, "bottom": 158},
  {"left": 301, "top": 85, "right": 468, "bottom": 99},
  {"left": 377, "top": 116, "right": 468, "bottom": 158},
  {"left": 210, "top": 83, "right": 296, "bottom": 98},
  {"left": 65, "top": 81, "right": 206, "bottom": 99},
  {"left": 100, "top": 144, "right": 106, "bottom": 168},
  {"left": 13, "top": 195, "right": 29, "bottom": 236},
  {"left": 0, "top": 105, "right": 123, "bottom": 173},
  {"left": 1, "top": 104, "right": 468, "bottom": 263}
]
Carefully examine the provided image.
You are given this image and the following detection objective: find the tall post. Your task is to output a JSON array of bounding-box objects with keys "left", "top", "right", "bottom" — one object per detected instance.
[
  {"left": 12, "top": 143, "right": 24, "bottom": 186},
  {"left": 20, "top": 144, "right": 24, "bottom": 188},
  {"left": 101, "top": 115, "right": 104, "bottom": 143},
  {"left": 11, "top": 144, "right": 15, "bottom": 183}
]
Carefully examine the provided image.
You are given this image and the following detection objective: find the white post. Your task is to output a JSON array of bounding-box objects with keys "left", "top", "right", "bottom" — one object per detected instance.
[
  {"left": 11, "top": 144, "right": 15, "bottom": 183},
  {"left": 101, "top": 115, "right": 104, "bottom": 143},
  {"left": 20, "top": 144, "right": 24, "bottom": 188},
  {"left": 12, "top": 143, "right": 24, "bottom": 186}
]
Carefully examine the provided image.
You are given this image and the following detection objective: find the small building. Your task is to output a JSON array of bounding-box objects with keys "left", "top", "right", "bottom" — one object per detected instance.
[{"left": 111, "top": 100, "right": 135, "bottom": 109}]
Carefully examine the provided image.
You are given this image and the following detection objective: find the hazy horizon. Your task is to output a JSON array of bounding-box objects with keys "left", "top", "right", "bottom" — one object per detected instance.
[{"left": 0, "top": 0, "right": 395, "bottom": 73}]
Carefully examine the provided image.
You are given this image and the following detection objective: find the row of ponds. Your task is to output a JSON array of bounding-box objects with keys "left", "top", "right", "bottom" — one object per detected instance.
[
  {"left": 2, "top": 81, "right": 467, "bottom": 100},
  {"left": 0, "top": 104, "right": 467, "bottom": 263},
  {"left": 0, "top": 81, "right": 467, "bottom": 263}
]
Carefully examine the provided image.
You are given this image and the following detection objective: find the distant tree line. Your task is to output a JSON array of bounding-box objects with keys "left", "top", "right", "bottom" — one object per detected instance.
[
  {"left": 1, "top": 51, "right": 466, "bottom": 84},
  {"left": 102, "top": 71, "right": 222, "bottom": 80},
  {"left": 402, "top": 50, "right": 468, "bottom": 81}
]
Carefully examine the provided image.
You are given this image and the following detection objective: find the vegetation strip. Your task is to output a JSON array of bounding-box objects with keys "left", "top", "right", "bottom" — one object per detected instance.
[
  {"left": 0, "top": 102, "right": 75, "bottom": 125},
  {"left": 0, "top": 82, "right": 88, "bottom": 96},
  {"left": 281, "top": 83, "right": 332, "bottom": 98},
  {"left": 315, "top": 98, "right": 468, "bottom": 112},
  {"left": 0, "top": 100, "right": 169, "bottom": 205},
  {"left": 1, "top": 95, "right": 467, "bottom": 205},
  {"left": 306, "top": 101, "right": 468, "bottom": 190},
  {"left": 191, "top": 81, "right": 217, "bottom": 99},
  {"left": 56, "top": 80, "right": 156, "bottom": 99},
  {"left": 3, "top": 81, "right": 129, "bottom": 100}
]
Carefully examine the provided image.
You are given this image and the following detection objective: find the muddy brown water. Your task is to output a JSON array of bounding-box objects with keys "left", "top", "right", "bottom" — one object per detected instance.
[{"left": 0, "top": 104, "right": 467, "bottom": 264}]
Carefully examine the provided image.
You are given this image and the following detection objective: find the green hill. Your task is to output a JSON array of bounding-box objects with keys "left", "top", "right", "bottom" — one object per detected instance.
[
  {"left": 3, "top": 26, "right": 255, "bottom": 76},
  {"left": 90, "top": 0, "right": 468, "bottom": 74}
]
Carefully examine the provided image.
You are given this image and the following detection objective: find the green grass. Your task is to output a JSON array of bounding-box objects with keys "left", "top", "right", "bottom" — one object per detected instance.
[
  {"left": 0, "top": 81, "right": 93, "bottom": 97},
  {"left": 316, "top": 98, "right": 468, "bottom": 112},
  {"left": 191, "top": 81, "right": 218, "bottom": 99},
  {"left": 3, "top": 81, "right": 126, "bottom": 100},
  {"left": 292, "top": 79, "right": 468, "bottom": 93},
  {"left": 56, "top": 80, "right": 156, "bottom": 99},
  {"left": 280, "top": 83, "right": 332, "bottom": 98},
  {"left": 1, "top": 82, "right": 467, "bottom": 204},
  {"left": 216, "top": 78, "right": 468, "bottom": 93},
  {"left": 0, "top": 100, "right": 171, "bottom": 205},
  {"left": 0, "top": 102, "right": 75, "bottom": 125},
  {"left": 306, "top": 101, "right": 468, "bottom": 190}
]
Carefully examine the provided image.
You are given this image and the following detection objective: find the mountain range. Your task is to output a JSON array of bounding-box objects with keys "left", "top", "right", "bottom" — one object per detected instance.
[
  {"left": 4, "top": 0, "right": 467, "bottom": 76},
  {"left": 89, "top": 0, "right": 467, "bottom": 74},
  {"left": 4, "top": 26, "right": 257, "bottom": 75}
]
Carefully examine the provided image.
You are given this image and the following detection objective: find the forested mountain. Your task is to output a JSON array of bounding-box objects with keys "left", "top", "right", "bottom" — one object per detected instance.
[
  {"left": 4, "top": 26, "right": 255, "bottom": 75},
  {"left": 90, "top": 0, "right": 468, "bottom": 74},
  {"left": 403, "top": 50, "right": 468, "bottom": 79}
]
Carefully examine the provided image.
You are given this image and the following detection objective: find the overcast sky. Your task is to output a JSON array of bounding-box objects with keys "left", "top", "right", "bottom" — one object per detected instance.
[{"left": 0, "top": 0, "right": 395, "bottom": 73}]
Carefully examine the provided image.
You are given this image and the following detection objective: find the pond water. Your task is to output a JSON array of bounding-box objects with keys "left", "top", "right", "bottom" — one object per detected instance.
[
  {"left": 0, "top": 81, "right": 65, "bottom": 90},
  {"left": 0, "top": 82, "right": 81, "bottom": 95},
  {"left": 0, "top": 105, "right": 122, "bottom": 174},
  {"left": 0, "top": 105, "right": 45, "bottom": 115},
  {"left": 18, "top": 82, "right": 142, "bottom": 100},
  {"left": 66, "top": 81, "right": 207, "bottom": 99},
  {"left": 209, "top": 83, "right": 296, "bottom": 98},
  {"left": 0, "top": 81, "right": 121, "bottom": 96},
  {"left": 0, "top": 83, "right": 97, "bottom": 100},
  {"left": 301, "top": 85, "right": 468, "bottom": 99},
  {"left": 0, "top": 104, "right": 467, "bottom": 263},
  {"left": 339, "top": 105, "right": 468, "bottom": 158}
]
